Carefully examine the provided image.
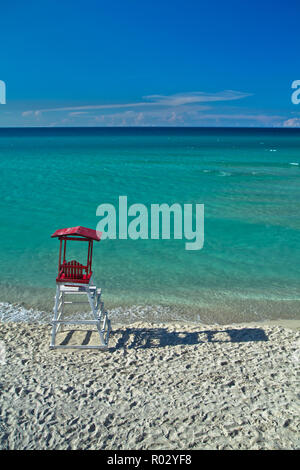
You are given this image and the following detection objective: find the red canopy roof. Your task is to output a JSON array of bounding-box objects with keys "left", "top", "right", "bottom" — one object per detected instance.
[{"left": 51, "top": 226, "right": 102, "bottom": 241}]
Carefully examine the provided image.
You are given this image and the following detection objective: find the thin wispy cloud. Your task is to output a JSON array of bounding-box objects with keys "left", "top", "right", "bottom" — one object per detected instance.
[
  {"left": 20, "top": 89, "right": 290, "bottom": 127},
  {"left": 145, "top": 91, "right": 252, "bottom": 106},
  {"left": 18, "top": 88, "right": 292, "bottom": 127},
  {"left": 74, "top": 108, "right": 283, "bottom": 127},
  {"left": 21, "top": 90, "right": 252, "bottom": 117}
]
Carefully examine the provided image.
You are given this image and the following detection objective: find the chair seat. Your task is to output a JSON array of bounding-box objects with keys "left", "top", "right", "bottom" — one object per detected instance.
[
  {"left": 56, "top": 272, "right": 92, "bottom": 284},
  {"left": 56, "top": 260, "right": 92, "bottom": 284}
]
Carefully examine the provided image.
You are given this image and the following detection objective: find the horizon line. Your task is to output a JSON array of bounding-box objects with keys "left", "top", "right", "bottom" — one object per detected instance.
[{"left": 0, "top": 125, "right": 300, "bottom": 130}]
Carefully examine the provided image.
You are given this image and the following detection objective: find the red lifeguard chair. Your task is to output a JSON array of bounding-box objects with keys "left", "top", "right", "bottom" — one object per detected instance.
[
  {"left": 52, "top": 226, "right": 100, "bottom": 285},
  {"left": 50, "top": 226, "right": 110, "bottom": 349}
]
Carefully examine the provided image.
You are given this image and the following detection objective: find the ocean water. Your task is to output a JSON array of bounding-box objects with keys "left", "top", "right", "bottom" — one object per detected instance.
[{"left": 0, "top": 127, "right": 299, "bottom": 324}]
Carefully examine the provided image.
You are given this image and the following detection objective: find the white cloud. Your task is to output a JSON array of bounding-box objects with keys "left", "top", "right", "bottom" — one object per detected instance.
[
  {"left": 68, "top": 111, "right": 90, "bottom": 116},
  {"left": 52, "top": 106, "right": 282, "bottom": 127},
  {"left": 21, "top": 90, "right": 251, "bottom": 117},
  {"left": 144, "top": 90, "right": 252, "bottom": 106},
  {"left": 24, "top": 90, "right": 296, "bottom": 128},
  {"left": 283, "top": 118, "right": 300, "bottom": 128}
]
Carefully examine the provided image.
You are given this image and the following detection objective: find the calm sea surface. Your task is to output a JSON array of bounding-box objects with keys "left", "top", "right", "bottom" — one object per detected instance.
[{"left": 0, "top": 128, "right": 299, "bottom": 324}]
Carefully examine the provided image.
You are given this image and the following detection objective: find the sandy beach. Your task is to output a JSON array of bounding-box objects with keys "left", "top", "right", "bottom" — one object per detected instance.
[{"left": 0, "top": 319, "right": 299, "bottom": 450}]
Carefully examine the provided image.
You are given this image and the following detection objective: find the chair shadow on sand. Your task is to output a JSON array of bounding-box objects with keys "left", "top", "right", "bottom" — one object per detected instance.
[
  {"left": 112, "top": 327, "right": 269, "bottom": 351},
  {"left": 58, "top": 329, "right": 93, "bottom": 346},
  {"left": 58, "top": 326, "right": 268, "bottom": 349}
]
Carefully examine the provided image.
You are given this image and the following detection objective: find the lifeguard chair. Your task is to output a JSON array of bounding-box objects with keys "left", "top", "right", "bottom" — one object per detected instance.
[{"left": 50, "top": 226, "right": 110, "bottom": 349}]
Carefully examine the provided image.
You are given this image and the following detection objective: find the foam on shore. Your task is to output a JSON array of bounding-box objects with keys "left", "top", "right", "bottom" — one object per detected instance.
[{"left": 1, "top": 300, "right": 300, "bottom": 329}]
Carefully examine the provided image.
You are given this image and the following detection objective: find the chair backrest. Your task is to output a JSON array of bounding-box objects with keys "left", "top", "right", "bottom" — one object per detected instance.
[{"left": 62, "top": 260, "right": 84, "bottom": 279}]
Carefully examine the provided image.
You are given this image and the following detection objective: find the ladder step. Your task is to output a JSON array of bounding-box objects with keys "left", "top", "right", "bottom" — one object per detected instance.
[
  {"left": 60, "top": 285, "right": 98, "bottom": 293},
  {"left": 50, "top": 345, "right": 108, "bottom": 350},
  {"left": 52, "top": 319, "right": 101, "bottom": 325}
]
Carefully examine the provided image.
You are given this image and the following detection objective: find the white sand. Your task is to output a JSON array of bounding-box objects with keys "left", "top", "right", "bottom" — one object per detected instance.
[{"left": 0, "top": 320, "right": 299, "bottom": 450}]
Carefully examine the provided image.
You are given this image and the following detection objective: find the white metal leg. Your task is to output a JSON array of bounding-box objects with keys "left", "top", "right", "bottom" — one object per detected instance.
[
  {"left": 50, "top": 285, "right": 60, "bottom": 348},
  {"left": 50, "top": 282, "right": 110, "bottom": 350}
]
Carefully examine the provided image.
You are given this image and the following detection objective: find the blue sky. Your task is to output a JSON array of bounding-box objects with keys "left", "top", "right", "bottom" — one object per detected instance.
[{"left": 0, "top": 0, "right": 299, "bottom": 127}]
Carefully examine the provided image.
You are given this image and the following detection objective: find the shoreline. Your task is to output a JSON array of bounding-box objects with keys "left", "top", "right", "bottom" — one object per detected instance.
[
  {"left": 1, "top": 300, "right": 299, "bottom": 329},
  {"left": 0, "top": 319, "right": 299, "bottom": 449}
]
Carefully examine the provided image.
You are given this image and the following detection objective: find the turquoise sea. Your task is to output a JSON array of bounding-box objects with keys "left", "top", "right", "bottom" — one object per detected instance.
[{"left": 0, "top": 128, "right": 299, "bottom": 324}]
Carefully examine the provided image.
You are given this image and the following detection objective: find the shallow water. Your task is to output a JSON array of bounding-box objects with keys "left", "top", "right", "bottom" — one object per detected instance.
[{"left": 0, "top": 127, "right": 299, "bottom": 324}]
